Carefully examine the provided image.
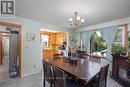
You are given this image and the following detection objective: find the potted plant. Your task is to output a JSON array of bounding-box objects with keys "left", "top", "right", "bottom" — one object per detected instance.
[{"left": 112, "top": 44, "right": 127, "bottom": 55}]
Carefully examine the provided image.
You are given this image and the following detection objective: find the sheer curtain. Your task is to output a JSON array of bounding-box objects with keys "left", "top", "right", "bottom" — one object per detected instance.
[
  {"left": 100, "top": 26, "right": 118, "bottom": 61},
  {"left": 80, "top": 31, "right": 92, "bottom": 53}
]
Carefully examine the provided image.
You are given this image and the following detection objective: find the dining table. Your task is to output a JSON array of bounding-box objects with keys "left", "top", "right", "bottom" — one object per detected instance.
[{"left": 46, "top": 56, "right": 109, "bottom": 84}]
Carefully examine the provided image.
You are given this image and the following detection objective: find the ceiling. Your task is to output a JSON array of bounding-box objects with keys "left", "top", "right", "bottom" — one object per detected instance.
[{"left": 16, "top": 0, "right": 130, "bottom": 28}]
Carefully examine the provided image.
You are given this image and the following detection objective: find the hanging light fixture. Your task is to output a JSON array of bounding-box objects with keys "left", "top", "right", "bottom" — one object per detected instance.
[{"left": 69, "top": 12, "right": 85, "bottom": 27}]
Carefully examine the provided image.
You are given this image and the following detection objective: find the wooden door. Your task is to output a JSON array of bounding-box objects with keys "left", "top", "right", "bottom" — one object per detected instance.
[{"left": 0, "top": 32, "right": 2, "bottom": 64}]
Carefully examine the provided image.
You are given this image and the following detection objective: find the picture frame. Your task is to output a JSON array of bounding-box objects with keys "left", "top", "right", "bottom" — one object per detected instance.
[{"left": 27, "top": 33, "right": 36, "bottom": 41}]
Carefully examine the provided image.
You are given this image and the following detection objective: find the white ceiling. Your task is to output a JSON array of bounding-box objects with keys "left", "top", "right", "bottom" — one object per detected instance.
[{"left": 16, "top": 0, "right": 130, "bottom": 28}]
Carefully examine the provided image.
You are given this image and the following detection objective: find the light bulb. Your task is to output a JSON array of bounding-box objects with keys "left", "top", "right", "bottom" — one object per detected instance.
[
  {"left": 76, "top": 16, "right": 80, "bottom": 20},
  {"left": 69, "top": 18, "right": 73, "bottom": 21},
  {"left": 81, "top": 19, "right": 85, "bottom": 23}
]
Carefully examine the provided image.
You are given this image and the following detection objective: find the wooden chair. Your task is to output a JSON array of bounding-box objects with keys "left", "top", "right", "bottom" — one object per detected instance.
[
  {"left": 77, "top": 50, "right": 86, "bottom": 58},
  {"left": 42, "top": 60, "right": 55, "bottom": 87},
  {"left": 88, "top": 55, "right": 102, "bottom": 62},
  {"left": 88, "top": 64, "right": 109, "bottom": 87},
  {"left": 53, "top": 54, "right": 62, "bottom": 59},
  {"left": 53, "top": 66, "right": 80, "bottom": 87}
]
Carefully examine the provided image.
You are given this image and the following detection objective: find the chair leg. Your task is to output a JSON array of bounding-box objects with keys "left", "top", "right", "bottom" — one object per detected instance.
[
  {"left": 43, "top": 79, "right": 45, "bottom": 87},
  {"left": 50, "top": 84, "right": 53, "bottom": 87}
]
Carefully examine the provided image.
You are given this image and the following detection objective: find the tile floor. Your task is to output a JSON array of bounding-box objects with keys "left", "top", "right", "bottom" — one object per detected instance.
[
  {"left": 0, "top": 72, "right": 122, "bottom": 87},
  {"left": 0, "top": 56, "right": 10, "bottom": 82}
]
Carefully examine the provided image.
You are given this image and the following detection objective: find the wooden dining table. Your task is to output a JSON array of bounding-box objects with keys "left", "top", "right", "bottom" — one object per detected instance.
[{"left": 46, "top": 56, "right": 109, "bottom": 84}]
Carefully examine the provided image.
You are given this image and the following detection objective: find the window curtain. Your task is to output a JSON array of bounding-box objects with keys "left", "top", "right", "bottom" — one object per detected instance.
[
  {"left": 100, "top": 26, "right": 118, "bottom": 61},
  {"left": 80, "top": 31, "right": 92, "bottom": 53}
]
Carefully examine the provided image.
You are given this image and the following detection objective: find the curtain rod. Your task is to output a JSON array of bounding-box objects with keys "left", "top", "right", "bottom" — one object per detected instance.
[{"left": 81, "top": 24, "right": 128, "bottom": 32}]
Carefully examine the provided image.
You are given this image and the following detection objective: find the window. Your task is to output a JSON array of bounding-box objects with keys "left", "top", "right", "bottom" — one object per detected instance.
[
  {"left": 41, "top": 35, "right": 49, "bottom": 47},
  {"left": 90, "top": 31, "right": 107, "bottom": 57}
]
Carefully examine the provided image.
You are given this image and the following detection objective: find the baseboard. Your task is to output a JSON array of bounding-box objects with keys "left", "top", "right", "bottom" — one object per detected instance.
[
  {"left": 22, "top": 71, "right": 41, "bottom": 78},
  {"left": 0, "top": 71, "right": 41, "bottom": 83}
]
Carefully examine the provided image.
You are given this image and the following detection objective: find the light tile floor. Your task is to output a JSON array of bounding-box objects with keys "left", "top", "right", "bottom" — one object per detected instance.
[
  {"left": 0, "top": 72, "right": 122, "bottom": 87},
  {"left": 0, "top": 56, "right": 10, "bottom": 82}
]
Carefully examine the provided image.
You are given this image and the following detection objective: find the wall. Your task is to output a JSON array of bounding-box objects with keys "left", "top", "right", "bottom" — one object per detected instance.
[
  {"left": 0, "top": 16, "right": 73, "bottom": 77},
  {"left": 80, "top": 17, "right": 130, "bottom": 31}
]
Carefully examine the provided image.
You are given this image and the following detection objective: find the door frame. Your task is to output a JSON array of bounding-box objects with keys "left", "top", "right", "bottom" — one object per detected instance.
[
  {"left": 0, "top": 32, "right": 2, "bottom": 64},
  {"left": 0, "top": 21, "right": 22, "bottom": 78}
]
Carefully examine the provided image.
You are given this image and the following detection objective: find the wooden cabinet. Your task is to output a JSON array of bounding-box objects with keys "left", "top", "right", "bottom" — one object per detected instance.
[
  {"left": 56, "top": 33, "right": 61, "bottom": 45},
  {"left": 50, "top": 33, "right": 56, "bottom": 45},
  {"left": 49, "top": 50, "right": 59, "bottom": 58},
  {"left": 43, "top": 50, "right": 50, "bottom": 59},
  {"left": 56, "top": 32, "right": 66, "bottom": 45},
  {"left": 41, "top": 31, "right": 67, "bottom": 59},
  {"left": 61, "top": 32, "right": 67, "bottom": 41},
  {"left": 112, "top": 54, "right": 130, "bottom": 87},
  {"left": 43, "top": 50, "right": 59, "bottom": 59}
]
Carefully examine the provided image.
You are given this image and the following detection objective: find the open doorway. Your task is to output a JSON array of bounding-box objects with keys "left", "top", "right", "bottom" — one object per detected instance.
[
  {"left": 2, "top": 32, "right": 10, "bottom": 64},
  {"left": 0, "top": 21, "right": 22, "bottom": 82},
  {"left": 0, "top": 32, "right": 10, "bottom": 81},
  {"left": 40, "top": 30, "right": 67, "bottom": 60},
  {"left": 90, "top": 31, "right": 107, "bottom": 57}
]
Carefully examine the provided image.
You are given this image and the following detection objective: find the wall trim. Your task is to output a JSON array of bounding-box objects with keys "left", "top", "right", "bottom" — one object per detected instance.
[{"left": 22, "top": 71, "right": 41, "bottom": 78}]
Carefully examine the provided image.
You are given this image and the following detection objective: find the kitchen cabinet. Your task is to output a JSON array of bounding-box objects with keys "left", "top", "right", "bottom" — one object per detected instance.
[
  {"left": 56, "top": 32, "right": 66, "bottom": 45},
  {"left": 43, "top": 50, "right": 59, "bottom": 59},
  {"left": 43, "top": 50, "right": 50, "bottom": 59}
]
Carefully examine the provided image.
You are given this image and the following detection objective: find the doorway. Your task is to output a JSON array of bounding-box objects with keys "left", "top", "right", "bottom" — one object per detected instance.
[
  {"left": 2, "top": 32, "right": 10, "bottom": 64},
  {"left": 0, "top": 32, "right": 10, "bottom": 81},
  {"left": 0, "top": 21, "right": 22, "bottom": 82},
  {"left": 40, "top": 30, "right": 67, "bottom": 59}
]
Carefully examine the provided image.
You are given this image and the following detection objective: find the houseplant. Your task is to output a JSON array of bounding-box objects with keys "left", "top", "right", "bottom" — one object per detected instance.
[{"left": 112, "top": 44, "right": 127, "bottom": 54}]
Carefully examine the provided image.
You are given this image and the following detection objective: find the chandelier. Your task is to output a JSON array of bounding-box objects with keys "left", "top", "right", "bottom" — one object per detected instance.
[{"left": 69, "top": 12, "right": 85, "bottom": 27}]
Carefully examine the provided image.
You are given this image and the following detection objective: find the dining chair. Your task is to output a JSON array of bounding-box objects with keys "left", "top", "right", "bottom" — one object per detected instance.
[
  {"left": 76, "top": 50, "right": 86, "bottom": 58},
  {"left": 53, "top": 66, "right": 80, "bottom": 87},
  {"left": 87, "top": 64, "right": 109, "bottom": 87},
  {"left": 98, "top": 64, "right": 109, "bottom": 87},
  {"left": 89, "top": 55, "right": 101, "bottom": 62},
  {"left": 53, "top": 54, "right": 62, "bottom": 59},
  {"left": 42, "top": 60, "right": 55, "bottom": 87}
]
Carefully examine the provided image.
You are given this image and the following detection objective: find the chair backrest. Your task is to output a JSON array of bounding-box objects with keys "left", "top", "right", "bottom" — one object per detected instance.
[
  {"left": 77, "top": 50, "right": 86, "bottom": 58},
  {"left": 53, "top": 66, "right": 65, "bottom": 87},
  {"left": 98, "top": 64, "right": 109, "bottom": 87},
  {"left": 89, "top": 55, "right": 101, "bottom": 63},
  {"left": 42, "top": 60, "right": 54, "bottom": 85},
  {"left": 53, "top": 54, "right": 62, "bottom": 59}
]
